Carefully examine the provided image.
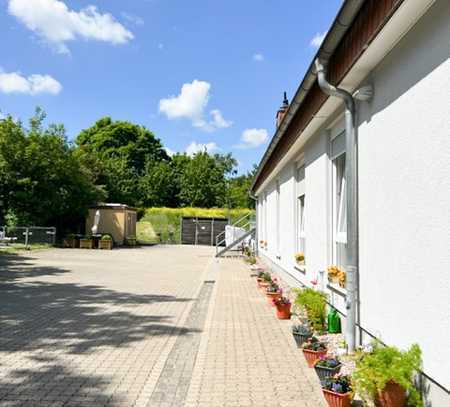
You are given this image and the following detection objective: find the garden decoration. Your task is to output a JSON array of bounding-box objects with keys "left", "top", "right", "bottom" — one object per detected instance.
[
  {"left": 302, "top": 337, "right": 327, "bottom": 367},
  {"left": 352, "top": 342, "right": 422, "bottom": 407},
  {"left": 322, "top": 375, "right": 353, "bottom": 407},
  {"left": 327, "top": 308, "right": 342, "bottom": 333}
]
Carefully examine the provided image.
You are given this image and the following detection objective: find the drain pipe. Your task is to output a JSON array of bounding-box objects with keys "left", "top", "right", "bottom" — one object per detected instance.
[{"left": 315, "top": 58, "right": 358, "bottom": 353}]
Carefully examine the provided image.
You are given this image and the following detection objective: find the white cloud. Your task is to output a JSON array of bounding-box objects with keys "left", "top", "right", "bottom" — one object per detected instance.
[
  {"left": 159, "top": 80, "right": 232, "bottom": 132},
  {"left": 121, "top": 12, "right": 144, "bottom": 26},
  {"left": 185, "top": 141, "right": 219, "bottom": 156},
  {"left": 210, "top": 109, "right": 232, "bottom": 129},
  {"left": 236, "top": 128, "right": 269, "bottom": 149},
  {"left": 310, "top": 31, "right": 326, "bottom": 48},
  {"left": 253, "top": 53, "right": 264, "bottom": 62},
  {"left": 8, "top": 0, "right": 134, "bottom": 54},
  {"left": 158, "top": 43, "right": 164, "bottom": 50},
  {"left": 0, "top": 71, "right": 62, "bottom": 95}
]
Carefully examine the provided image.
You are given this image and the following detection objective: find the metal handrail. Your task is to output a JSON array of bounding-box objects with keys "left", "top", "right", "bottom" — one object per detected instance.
[{"left": 215, "top": 211, "right": 256, "bottom": 254}]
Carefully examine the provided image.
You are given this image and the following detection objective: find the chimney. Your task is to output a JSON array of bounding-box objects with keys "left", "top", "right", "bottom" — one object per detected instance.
[{"left": 276, "top": 92, "right": 289, "bottom": 127}]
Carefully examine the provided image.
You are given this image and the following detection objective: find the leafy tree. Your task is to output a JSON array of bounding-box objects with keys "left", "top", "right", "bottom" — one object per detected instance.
[
  {"left": 0, "top": 110, "right": 104, "bottom": 229},
  {"left": 178, "top": 152, "right": 237, "bottom": 207},
  {"left": 226, "top": 165, "right": 258, "bottom": 208}
]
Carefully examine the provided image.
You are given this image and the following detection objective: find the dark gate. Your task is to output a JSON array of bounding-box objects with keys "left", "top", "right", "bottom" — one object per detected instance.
[{"left": 181, "top": 217, "right": 228, "bottom": 246}]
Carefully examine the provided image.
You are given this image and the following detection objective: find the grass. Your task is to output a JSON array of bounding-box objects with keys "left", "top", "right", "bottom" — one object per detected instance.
[
  {"left": 138, "top": 207, "right": 254, "bottom": 244},
  {"left": 0, "top": 243, "right": 53, "bottom": 255}
]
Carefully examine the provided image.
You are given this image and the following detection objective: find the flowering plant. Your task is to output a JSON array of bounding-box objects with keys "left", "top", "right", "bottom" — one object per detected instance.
[
  {"left": 322, "top": 375, "right": 352, "bottom": 394},
  {"left": 302, "top": 336, "right": 327, "bottom": 351},
  {"left": 314, "top": 356, "right": 341, "bottom": 369},
  {"left": 327, "top": 265, "right": 346, "bottom": 288},
  {"left": 295, "top": 252, "right": 305, "bottom": 264},
  {"left": 266, "top": 282, "right": 280, "bottom": 293},
  {"left": 274, "top": 296, "right": 291, "bottom": 306}
]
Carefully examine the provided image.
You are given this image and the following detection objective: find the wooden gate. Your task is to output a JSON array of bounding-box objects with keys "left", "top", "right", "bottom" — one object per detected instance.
[{"left": 181, "top": 217, "right": 228, "bottom": 246}]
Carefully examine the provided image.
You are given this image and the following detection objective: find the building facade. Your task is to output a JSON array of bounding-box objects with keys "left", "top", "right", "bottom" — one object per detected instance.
[{"left": 251, "top": 0, "right": 449, "bottom": 404}]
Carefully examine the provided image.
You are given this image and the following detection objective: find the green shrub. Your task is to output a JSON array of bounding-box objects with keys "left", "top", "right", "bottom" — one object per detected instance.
[
  {"left": 293, "top": 288, "right": 327, "bottom": 331},
  {"left": 352, "top": 342, "right": 423, "bottom": 406},
  {"left": 101, "top": 234, "right": 112, "bottom": 241}
]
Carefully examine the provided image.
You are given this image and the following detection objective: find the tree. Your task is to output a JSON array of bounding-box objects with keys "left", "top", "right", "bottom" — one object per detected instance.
[
  {"left": 76, "top": 117, "right": 169, "bottom": 206},
  {"left": 178, "top": 152, "right": 237, "bottom": 207},
  {"left": 0, "top": 110, "right": 104, "bottom": 229}
]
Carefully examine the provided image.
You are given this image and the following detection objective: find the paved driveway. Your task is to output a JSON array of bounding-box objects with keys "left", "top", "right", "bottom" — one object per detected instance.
[
  {"left": 0, "top": 247, "right": 325, "bottom": 407},
  {"left": 0, "top": 246, "right": 214, "bottom": 407}
]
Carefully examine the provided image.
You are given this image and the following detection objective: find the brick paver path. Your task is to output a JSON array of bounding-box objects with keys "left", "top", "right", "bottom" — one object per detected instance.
[
  {"left": 185, "top": 258, "right": 326, "bottom": 407},
  {"left": 0, "top": 248, "right": 325, "bottom": 407}
]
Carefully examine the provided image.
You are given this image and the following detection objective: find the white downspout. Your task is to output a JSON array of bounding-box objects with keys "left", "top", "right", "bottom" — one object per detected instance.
[{"left": 315, "top": 58, "right": 359, "bottom": 352}]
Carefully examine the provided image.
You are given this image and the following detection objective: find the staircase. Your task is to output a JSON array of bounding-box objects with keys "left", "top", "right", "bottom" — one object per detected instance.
[{"left": 215, "top": 212, "right": 256, "bottom": 257}]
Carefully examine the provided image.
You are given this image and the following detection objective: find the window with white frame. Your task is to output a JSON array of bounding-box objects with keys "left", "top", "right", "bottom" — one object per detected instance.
[
  {"left": 296, "top": 165, "right": 306, "bottom": 258},
  {"left": 331, "top": 131, "right": 347, "bottom": 270}
]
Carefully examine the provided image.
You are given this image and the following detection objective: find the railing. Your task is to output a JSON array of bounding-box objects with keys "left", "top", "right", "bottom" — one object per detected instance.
[
  {"left": 215, "top": 212, "right": 256, "bottom": 255},
  {"left": 0, "top": 226, "right": 56, "bottom": 248}
]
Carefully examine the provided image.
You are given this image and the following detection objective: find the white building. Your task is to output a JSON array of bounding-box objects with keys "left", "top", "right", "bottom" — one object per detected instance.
[{"left": 251, "top": 0, "right": 449, "bottom": 404}]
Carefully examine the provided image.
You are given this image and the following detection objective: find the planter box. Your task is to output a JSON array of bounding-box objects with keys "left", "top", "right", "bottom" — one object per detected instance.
[
  {"left": 314, "top": 363, "right": 342, "bottom": 381},
  {"left": 292, "top": 332, "right": 312, "bottom": 348},
  {"left": 302, "top": 348, "right": 328, "bottom": 367},
  {"left": 126, "top": 237, "right": 137, "bottom": 246},
  {"left": 99, "top": 240, "right": 113, "bottom": 250},
  {"left": 375, "top": 381, "right": 407, "bottom": 407},
  {"left": 79, "top": 239, "right": 94, "bottom": 249},
  {"left": 322, "top": 389, "right": 352, "bottom": 407},
  {"left": 266, "top": 291, "right": 281, "bottom": 306},
  {"left": 63, "top": 238, "right": 77, "bottom": 248},
  {"left": 275, "top": 303, "right": 291, "bottom": 320}
]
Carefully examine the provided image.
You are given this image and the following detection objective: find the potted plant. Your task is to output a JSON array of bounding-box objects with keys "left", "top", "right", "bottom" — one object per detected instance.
[
  {"left": 63, "top": 233, "right": 78, "bottom": 248},
  {"left": 265, "top": 282, "right": 281, "bottom": 306},
  {"left": 322, "top": 375, "right": 353, "bottom": 407},
  {"left": 352, "top": 342, "right": 423, "bottom": 407},
  {"left": 292, "top": 324, "right": 313, "bottom": 348},
  {"left": 79, "top": 235, "right": 94, "bottom": 249},
  {"left": 302, "top": 337, "right": 327, "bottom": 367},
  {"left": 294, "top": 288, "right": 327, "bottom": 332},
  {"left": 258, "top": 272, "right": 272, "bottom": 290},
  {"left": 273, "top": 296, "right": 291, "bottom": 319},
  {"left": 314, "top": 356, "right": 342, "bottom": 381},
  {"left": 295, "top": 252, "right": 305, "bottom": 265},
  {"left": 99, "top": 234, "right": 113, "bottom": 250},
  {"left": 327, "top": 266, "right": 346, "bottom": 288}
]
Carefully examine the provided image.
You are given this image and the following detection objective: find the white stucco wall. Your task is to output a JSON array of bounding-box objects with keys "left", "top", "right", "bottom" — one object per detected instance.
[
  {"left": 357, "top": 0, "right": 450, "bottom": 390},
  {"left": 256, "top": 0, "right": 449, "bottom": 396}
]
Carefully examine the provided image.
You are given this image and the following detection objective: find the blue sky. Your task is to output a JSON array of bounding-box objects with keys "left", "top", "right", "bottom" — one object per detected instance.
[{"left": 0, "top": 0, "right": 342, "bottom": 173}]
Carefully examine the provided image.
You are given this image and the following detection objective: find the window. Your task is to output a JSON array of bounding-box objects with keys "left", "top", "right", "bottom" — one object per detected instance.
[
  {"left": 332, "top": 152, "right": 347, "bottom": 270},
  {"left": 296, "top": 165, "right": 306, "bottom": 257}
]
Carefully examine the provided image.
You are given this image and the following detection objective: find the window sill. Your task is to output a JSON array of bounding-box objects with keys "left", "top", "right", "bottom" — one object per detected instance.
[
  {"left": 327, "top": 283, "right": 346, "bottom": 298},
  {"left": 294, "top": 265, "right": 306, "bottom": 274}
]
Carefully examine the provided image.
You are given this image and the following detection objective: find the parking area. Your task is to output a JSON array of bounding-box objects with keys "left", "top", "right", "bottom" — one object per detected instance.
[{"left": 0, "top": 247, "right": 324, "bottom": 407}]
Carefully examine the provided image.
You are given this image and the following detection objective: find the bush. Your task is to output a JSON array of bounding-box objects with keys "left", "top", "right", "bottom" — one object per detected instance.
[
  {"left": 294, "top": 288, "right": 327, "bottom": 331},
  {"left": 352, "top": 342, "right": 423, "bottom": 406},
  {"left": 101, "top": 234, "right": 113, "bottom": 241}
]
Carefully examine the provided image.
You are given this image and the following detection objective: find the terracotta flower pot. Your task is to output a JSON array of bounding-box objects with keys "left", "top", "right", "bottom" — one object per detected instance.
[
  {"left": 275, "top": 303, "right": 291, "bottom": 319},
  {"left": 302, "top": 348, "right": 328, "bottom": 367},
  {"left": 375, "top": 381, "right": 407, "bottom": 407},
  {"left": 259, "top": 281, "right": 270, "bottom": 292},
  {"left": 256, "top": 278, "right": 264, "bottom": 288},
  {"left": 266, "top": 291, "right": 281, "bottom": 306},
  {"left": 322, "top": 389, "right": 352, "bottom": 407}
]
